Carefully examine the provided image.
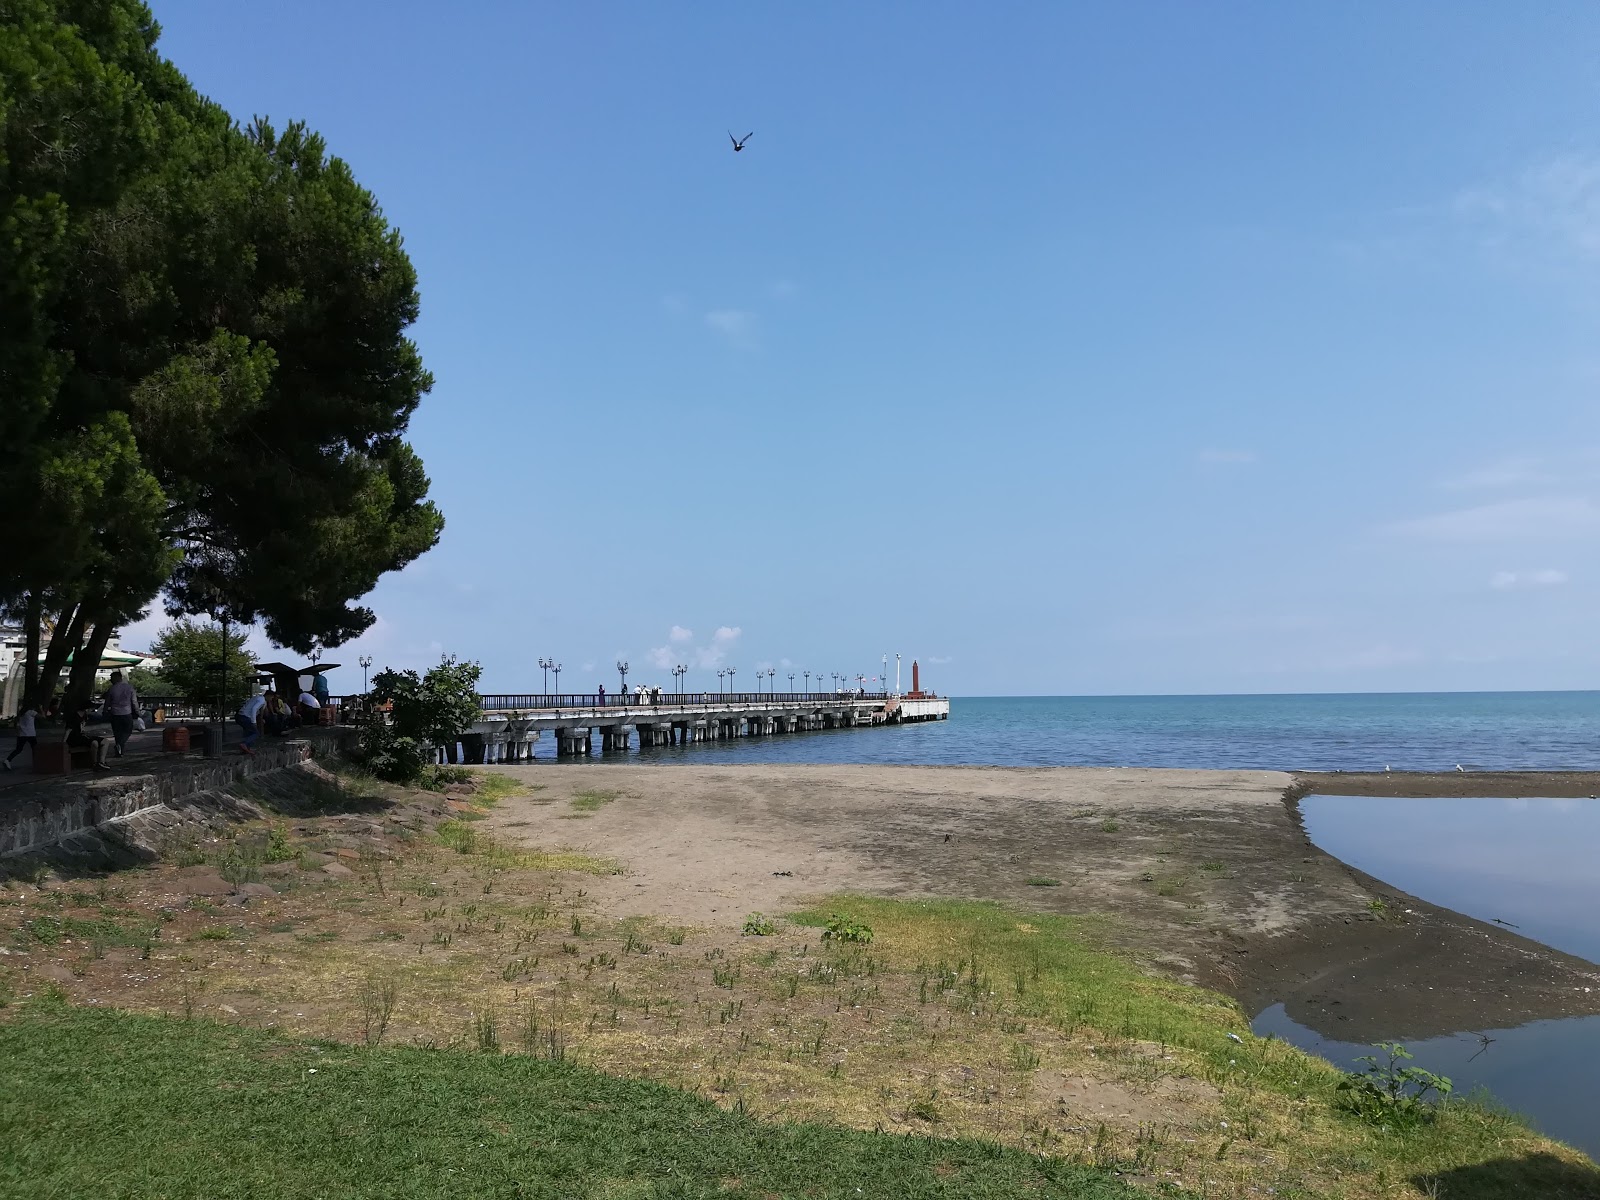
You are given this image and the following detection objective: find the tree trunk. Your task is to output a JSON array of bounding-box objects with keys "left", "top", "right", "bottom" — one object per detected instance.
[
  {"left": 22, "top": 592, "right": 41, "bottom": 707},
  {"left": 36, "top": 600, "right": 84, "bottom": 707},
  {"left": 66, "top": 620, "right": 113, "bottom": 712}
]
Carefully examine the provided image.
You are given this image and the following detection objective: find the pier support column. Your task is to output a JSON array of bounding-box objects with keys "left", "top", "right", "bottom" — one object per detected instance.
[{"left": 555, "top": 728, "right": 591, "bottom": 757}]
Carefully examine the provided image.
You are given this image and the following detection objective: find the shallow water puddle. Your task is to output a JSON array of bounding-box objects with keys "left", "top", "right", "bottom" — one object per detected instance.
[
  {"left": 1301, "top": 794, "right": 1600, "bottom": 964},
  {"left": 1257, "top": 794, "right": 1600, "bottom": 1158},
  {"left": 1254, "top": 1004, "right": 1600, "bottom": 1160}
]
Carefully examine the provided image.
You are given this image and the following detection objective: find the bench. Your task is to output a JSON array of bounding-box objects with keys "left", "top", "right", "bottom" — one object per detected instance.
[{"left": 32, "top": 742, "right": 94, "bottom": 774}]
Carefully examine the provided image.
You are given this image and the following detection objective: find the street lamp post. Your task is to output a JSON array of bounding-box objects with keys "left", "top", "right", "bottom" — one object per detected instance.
[
  {"left": 767, "top": 667, "right": 776, "bottom": 693},
  {"left": 359, "top": 655, "right": 373, "bottom": 695},
  {"left": 552, "top": 663, "right": 562, "bottom": 694},
  {"left": 538, "top": 657, "right": 554, "bottom": 693},
  {"left": 672, "top": 664, "right": 687, "bottom": 694},
  {"left": 728, "top": 667, "right": 736, "bottom": 696},
  {"left": 717, "top": 668, "right": 726, "bottom": 694},
  {"left": 616, "top": 660, "right": 629, "bottom": 702},
  {"left": 788, "top": 672, "right": 795, "bottom": 694},
  {"left": 882, "top": 655, "right": 887, "bottom": 696},
  {"left": 803, "top": 670, "right": 810, "bottom": 694}
]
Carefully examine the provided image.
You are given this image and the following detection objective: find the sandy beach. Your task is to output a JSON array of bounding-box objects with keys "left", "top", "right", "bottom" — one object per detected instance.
[{"left": 486, "top": 763, "right": 1600, "bottom": 1042}]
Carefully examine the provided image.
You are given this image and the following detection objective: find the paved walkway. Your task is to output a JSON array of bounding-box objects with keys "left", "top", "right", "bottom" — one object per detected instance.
[{"left": 0, "top": 721, "right": 256, "bottom": 796}]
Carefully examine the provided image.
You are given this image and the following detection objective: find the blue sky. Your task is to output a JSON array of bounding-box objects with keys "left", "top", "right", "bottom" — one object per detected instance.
[{"left": 127, "top": 1, "right": 1600, "bottom": 696}]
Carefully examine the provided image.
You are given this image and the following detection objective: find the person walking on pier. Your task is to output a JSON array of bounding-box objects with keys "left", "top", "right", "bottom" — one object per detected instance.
[{"left": 598, "top": 683, "right": 606, "bottom": 706}]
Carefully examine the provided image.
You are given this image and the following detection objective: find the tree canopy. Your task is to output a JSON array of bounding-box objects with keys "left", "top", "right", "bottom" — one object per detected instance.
[
  {"left": 148, "top": 619, "right": 256, "bottom": 709},
  {"left": 0, "top": 0, "right": 443, "bottom": 706}
]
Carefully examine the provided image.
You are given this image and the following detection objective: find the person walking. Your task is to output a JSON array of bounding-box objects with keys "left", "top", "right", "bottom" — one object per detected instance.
[
  {"left": 103, "top": 670, "right": 138, "bottom": 757},
  {"left": 598, "top": 683, "right": 606, "bottom": 706},
  {"left": 3, "top": 700, "right": 39, "bottom": 770},
  {"left": 236, "top": 690, "right": 267, "bottom": 756}
]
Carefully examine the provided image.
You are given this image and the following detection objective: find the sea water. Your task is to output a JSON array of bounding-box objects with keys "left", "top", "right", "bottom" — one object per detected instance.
[{"left": 632, "top": 691, "right": 1600, "bottom": 771}]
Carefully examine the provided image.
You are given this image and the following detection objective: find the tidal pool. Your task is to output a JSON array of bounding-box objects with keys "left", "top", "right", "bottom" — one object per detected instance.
[
  {"left": 1255, "top": 795, "right": 1600, "bottom": 1159},
  {"left": 1298, "top": 794, "right": 1600, "bottom": 963}
]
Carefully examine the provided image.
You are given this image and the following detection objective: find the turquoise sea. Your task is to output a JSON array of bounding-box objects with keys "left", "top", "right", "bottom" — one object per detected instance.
[{"left": 632, "top": 692, "right": 1600, "bottom": 771}]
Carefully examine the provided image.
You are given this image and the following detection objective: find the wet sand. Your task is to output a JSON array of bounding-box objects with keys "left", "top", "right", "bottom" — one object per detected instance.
[{"left": 484, "top": 764, "right": 1600, "bottom": 1043}]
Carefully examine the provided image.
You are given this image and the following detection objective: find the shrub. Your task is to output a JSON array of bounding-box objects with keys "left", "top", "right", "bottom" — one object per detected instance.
[
  {"left": 371, "top": 656, "right": 482, "bottom": 748},
  {"left": 355, "top": 710, "right": 429, "bottom": 784},
  {"left": 1337, "top": 1043, "right": 1452, "bottom": 1129},
  {"left": 822, "top": 913, "right": 873, "bottom": 944},
  {"left": 264, "top": 824, "right": 295, "bottom": 863},
  {"left": 742, "top": 913, "right": 776, "bottom": 936}
]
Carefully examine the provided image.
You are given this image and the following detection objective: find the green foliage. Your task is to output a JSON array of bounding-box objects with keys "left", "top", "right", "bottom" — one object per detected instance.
[
  {"left": 125, "top": 665, "right": 172, "bottom": 696},
  {"left": 822, "top": 913, "right": 874, "bottom": 944},
  {"left": 370, "top": 656, "right": 481, "bottom": 749},
  {"left": 217, "top": 847, "right": 262, "bottom": 887},
  {"left": 149, "top": 619, "right": 255, "bottom": 708},
  {"left": 423, "top": 766, "right": 473, "bottom": 790},
  {"left": 570, "top": 788, "right": 619, "bottom": 813},
  {"left": 1024, "top": 876, "right": 1062, "bottom": 887},
  {"left": 355, "top": 710, "right": 429, "bottom": 785},
  {"left": 264, "top": 825, "right": 295, "bottom": 864},
  {"left": 1338, "top": 1043, "right": 1454, "bottom": 1129},
  {"left": 741, "top": 912, "right": 777, "bottom": 936},
  {"left": 0, "top": 0, "right": 442, "bottom": 668}
]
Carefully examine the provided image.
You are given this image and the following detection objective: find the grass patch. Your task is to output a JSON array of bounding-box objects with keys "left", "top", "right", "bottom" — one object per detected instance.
[
  {"left": 468, "top": 772, "right": 527, "bottom": 806},
  {"left": 435, "top": 817, "right": 617, "bottom": 875},
  {"left": 0, "top": 1002, "right": 1147, "bottom": 1200},
  {"left": 17, "top": 915, "right": 151, "bottom": 949},
  {"left": 784, "top": 897, "right": 1589, "bottom": 1198},
  {"left": 1024, "top": 877, "right": 1062, "bottom": 887},
  {"left": 570, "top": 788, "right": 620, "bottom": 814}
]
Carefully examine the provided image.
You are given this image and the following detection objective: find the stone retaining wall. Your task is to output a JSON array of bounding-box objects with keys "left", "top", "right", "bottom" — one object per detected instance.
[{"left": 0, "top": 731, "right": 354, "bottom": 857}]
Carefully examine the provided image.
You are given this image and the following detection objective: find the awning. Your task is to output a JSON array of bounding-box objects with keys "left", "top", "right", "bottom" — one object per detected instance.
[{"left": 42, "top": 649, "right": 146, "bottom": 669}]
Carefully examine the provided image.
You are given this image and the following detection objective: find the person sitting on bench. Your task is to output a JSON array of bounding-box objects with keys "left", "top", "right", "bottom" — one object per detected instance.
[
  {"left": 263, "top": 689, "right": 292, "bottom": 735},
  {"left": 65, "top": 702, "right": 111, "bottom": 771}
]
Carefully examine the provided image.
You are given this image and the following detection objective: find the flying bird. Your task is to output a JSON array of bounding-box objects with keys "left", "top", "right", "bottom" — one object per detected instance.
[{"left": 729, "top": 130, "right": 753, "bottom": 152}]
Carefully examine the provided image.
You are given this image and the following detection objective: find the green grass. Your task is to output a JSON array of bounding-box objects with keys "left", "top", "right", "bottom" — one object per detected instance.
[
  {"left": 468, "top": 772, "right": 528, "bottom": 805},
  {"left": 435, "top": 818, "right": 620, "bottom": 875},
  {"left": 16, "top": 915, "right": 152, "bottom": 949},
  {"left": 570, "top": 788, "right": 620, "bottom": 813},
  {"left": 0, "top": 1002, "right": 1152, "bottom": 1200},
  {"left": 1024, "top": 876, "right": 1062, "bottom": 887},
  {"left": 785, "top": 897, "right": 1593, "bottom": 1199}
]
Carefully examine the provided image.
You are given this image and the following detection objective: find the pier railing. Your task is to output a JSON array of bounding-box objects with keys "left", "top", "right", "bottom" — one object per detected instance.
[{"left": 477, "top": 691, "right": 891, "bottom": 711}]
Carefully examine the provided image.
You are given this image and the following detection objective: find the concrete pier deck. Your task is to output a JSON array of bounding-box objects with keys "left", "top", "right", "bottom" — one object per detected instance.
[{"left": 472, "top": 692, "right": 949, "bottom": 758}]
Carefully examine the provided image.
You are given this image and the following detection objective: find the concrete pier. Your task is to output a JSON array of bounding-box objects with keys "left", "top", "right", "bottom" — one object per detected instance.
[{"left": 474, "top": 692, "right": 950, "bottom": 758}]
